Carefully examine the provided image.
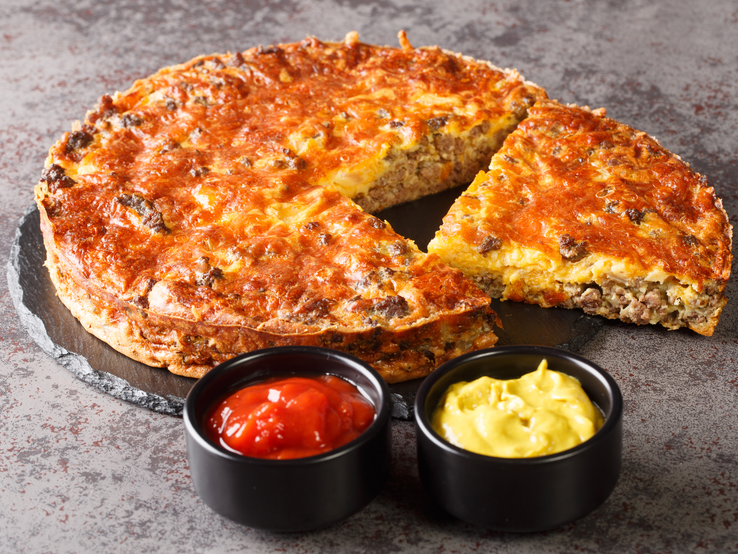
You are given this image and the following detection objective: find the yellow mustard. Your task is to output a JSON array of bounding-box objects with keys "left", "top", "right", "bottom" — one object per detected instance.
[{"left": 431, "top": 359, "right": 604, "bottom": 458}]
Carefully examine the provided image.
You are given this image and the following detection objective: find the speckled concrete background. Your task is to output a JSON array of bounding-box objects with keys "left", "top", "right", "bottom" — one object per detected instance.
[{"left": 1, "top": 1, "right": 737, "bottom": 552}]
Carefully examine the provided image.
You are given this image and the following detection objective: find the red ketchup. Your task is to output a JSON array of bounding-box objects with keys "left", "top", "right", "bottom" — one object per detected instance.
[{"left": 205, "top": 375, "right": 376, "bottom": 460}]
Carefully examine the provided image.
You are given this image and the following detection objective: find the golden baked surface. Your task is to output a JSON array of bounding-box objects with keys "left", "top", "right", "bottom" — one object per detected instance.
[
  {"left": 34, "top": 33, "right": 548, "bottom": 381},
  {"left": 429, "top": 99, "right": 732, "bottom": 336}
]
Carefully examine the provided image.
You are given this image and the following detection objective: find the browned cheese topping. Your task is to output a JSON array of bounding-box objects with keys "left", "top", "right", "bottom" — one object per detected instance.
[{"left": 442, "top": 100, "right": 732, "bottom": 287}]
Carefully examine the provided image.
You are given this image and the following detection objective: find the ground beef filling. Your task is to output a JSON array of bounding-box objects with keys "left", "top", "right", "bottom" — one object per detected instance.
[
  {"left": 563, "top": 280, "right": 717, "bottom": 329},
  {"left": 354, "top": 122, "right": 511, "bottom": 213},
  {"left": 471, "top": 272, "right": 721, "bottom": 331}
]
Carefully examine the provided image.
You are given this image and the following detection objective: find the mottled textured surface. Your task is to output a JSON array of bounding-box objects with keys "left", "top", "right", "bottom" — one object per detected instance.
[{"left": 1, "top": 1, "right": 737, "bottom": 552}]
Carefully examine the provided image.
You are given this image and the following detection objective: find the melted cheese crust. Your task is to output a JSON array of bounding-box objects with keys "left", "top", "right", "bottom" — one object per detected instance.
[
  {"left": 430, "top": 100, "right": 732, "bottom": 335},
  {"left": 35, "top": 34, "right": 547, "bottom": 381}
]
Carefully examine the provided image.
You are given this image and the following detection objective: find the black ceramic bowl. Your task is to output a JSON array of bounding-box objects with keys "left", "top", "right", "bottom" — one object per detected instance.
[
  {"left": 184, "top": 346, "right": 392, "bottom": 532},
  {"left": 415, "top": 345, "right": 622, "bottom": 532}
]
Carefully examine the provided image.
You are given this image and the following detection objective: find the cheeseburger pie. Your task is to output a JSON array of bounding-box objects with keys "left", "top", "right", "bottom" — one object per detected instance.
[
  {"left": 35, "top": 32, "right": 546, "bottom": 381},
  {"left": 429, "top": 100, "right": 732, "bottom": 336}
]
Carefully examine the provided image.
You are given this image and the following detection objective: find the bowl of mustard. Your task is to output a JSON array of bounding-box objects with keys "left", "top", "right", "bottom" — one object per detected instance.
[{"left": 414, "top": 345, "right": 622, "bottom": 532}]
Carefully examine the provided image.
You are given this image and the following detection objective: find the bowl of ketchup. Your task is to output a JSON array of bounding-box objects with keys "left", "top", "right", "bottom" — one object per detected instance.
[{"left": 183, "top": 346, "right": 392, "bottom": 532}]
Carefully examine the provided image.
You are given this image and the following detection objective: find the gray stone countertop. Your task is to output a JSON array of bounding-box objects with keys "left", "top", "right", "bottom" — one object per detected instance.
[{"left": 1, "top": 1, "right": 736, "bottom": 552}]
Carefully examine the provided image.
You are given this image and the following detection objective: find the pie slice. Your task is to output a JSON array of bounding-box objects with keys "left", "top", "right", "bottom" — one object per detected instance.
[
  {"left": 34, "top": 32, "right": 545, "bottom": 382},
  {"left": 428, "top": 99, "right": 732, "bottom": 336}
]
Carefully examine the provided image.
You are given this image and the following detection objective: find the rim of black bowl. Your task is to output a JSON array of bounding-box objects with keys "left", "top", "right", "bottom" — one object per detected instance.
[
  {"left": 184, "top": 346, "right": 392, "bottom": 466},
  {"left": 414, "top": 345, "right": 623, "bottom": 465}
]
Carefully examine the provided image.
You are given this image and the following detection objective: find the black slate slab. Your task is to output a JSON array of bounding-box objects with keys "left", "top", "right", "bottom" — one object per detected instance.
[{"left": 8, "top": 198, "right": 603, "bottom": 419}]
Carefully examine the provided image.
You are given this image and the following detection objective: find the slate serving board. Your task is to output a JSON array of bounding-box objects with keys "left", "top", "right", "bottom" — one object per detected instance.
[{"left": 8, "top": 193, "right": 603, "bottom": 419}]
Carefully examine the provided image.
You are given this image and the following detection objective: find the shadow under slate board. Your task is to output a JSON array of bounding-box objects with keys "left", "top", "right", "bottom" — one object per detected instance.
[{"left": 8, "top": 189, "right": 603, "bottom": 419}]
